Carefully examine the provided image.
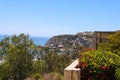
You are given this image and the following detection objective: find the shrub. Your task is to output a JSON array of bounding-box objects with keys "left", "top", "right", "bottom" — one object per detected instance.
[
  {"left": 31, "top": 73, "right": 42, "bottom": 80},
  {"left": 42, "top": 72, "right": 63, "bottom": 80},
  {"left": 78, "top": 50, "right": 120, "bottom": 80},
  {"left": 115, "top": 68, "right": 120, "bottom": 80}
]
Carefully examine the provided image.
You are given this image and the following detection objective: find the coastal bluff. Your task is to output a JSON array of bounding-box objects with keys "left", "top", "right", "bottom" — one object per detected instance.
[{"left": 45, "top": 32, "right": 93, "bottom": 49}]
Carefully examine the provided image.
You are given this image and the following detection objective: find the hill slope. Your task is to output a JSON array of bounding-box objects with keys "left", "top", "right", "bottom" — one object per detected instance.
[{"left": 45, "top": 32, "right": 93, "bottom": 49}]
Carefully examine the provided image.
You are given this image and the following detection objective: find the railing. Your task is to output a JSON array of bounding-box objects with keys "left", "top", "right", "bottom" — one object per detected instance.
[{"left": 64, "top": 59, "right": 81, "bottom": 80}]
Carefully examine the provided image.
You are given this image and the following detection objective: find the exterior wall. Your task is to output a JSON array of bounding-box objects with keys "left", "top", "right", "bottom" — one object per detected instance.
[{"left": 92, "top": 31, "right": 115, "bottom": 49}]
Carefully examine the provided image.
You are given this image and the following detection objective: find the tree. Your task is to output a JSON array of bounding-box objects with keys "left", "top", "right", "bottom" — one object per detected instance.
[
  {"left": 98, "top": 31, "right": 120, "bottom": 56},
  {"left": 41, "top": 50, "right": 72, "bottom": 74},
  {"left": 33, "top": 59, "right": 45, "bottom": 74},
  {"left": 0, "top": 34, "right": 37, "bottom": 80}
]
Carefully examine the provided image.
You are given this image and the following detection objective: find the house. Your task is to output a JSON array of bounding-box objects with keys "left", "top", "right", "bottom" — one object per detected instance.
[{"left": 58, "top": 44, "right": 64, "bottom": 52}]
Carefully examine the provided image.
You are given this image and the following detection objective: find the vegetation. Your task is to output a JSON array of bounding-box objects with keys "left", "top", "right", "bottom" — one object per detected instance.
[
  {"left": 98, "top": 31, "right": 120, "bottom": 56},
  {"left": 0, "top": 34, "right": 72, "bottom": 80},
  {"left": 41, "top": 72, "right": 63, "bottom": 80},
  {"left": 77, "top": 31, "right": 120, "bottom": 80},
  {"left": 30, "top": 48, "right": 72, "bottom": 80},
  {"left": 41, "top": 51, "right": 72, "bottom": 74},
  {"left": 46, "top": 33, "right": 92, "bottom": 49},
  {"left": 78, "top": 50, "right": 120, "bottom": 80},
  {"left": 1, "top": 31, "right": 119, "bottom": 80},
  {"left": 0, "top": 34, "right": 37, "bottom": 80}
]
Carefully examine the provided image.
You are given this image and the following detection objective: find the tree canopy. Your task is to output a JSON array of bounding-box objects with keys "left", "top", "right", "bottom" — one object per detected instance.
[
  {"left": 0, "top": 34, "right": 73, "bottom": 80},
  {"left": 0, "top": 34, "right": 37, "bottom": 80}
]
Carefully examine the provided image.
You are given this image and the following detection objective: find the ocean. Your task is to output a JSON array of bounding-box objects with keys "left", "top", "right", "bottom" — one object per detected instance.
[
  {"left": 30, "top": 36, "right": 49, "bottom": 46},
  {"left": 0, "top": 35, "right": 49, "bottom": 46}
]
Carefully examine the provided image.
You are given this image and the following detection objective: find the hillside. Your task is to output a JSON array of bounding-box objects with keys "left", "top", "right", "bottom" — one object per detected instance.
[{"left": 45, "top": 32, "right": 93, "bottom": 50}]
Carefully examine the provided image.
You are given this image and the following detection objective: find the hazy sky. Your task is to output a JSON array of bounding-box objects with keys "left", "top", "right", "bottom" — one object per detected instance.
[{"left": 0, "top": 0, "right": 120, "bottom": 37}]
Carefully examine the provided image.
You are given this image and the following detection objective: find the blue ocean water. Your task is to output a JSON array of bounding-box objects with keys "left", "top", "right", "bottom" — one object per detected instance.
[
  {"left": 0, "top": 35, "right": 49, "bottom": 46},
  {"left": 30, "top": 36, "right": 49, "bottom": 46}
]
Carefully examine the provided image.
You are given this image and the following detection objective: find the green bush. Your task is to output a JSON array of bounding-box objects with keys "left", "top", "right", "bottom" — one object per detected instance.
[
  {"left": 78, "top": 50, "right": 120, "bottom": 80},
  {"left": 115, "top": 68, "right": 120, "bottom": 80},
  {"left": 41, "top": 72, "right": 63, "bottom": 80},
  {"left": 31, "top": 73, "right": 42, "bottom": 80}
]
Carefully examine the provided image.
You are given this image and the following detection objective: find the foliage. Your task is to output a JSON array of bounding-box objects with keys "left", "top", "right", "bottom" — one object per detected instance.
[
  {"left": 0, "top": 34, "right": 37, "bottom": 80},
  {"left": 78, "top": 50, "right": 120, "bottom": 80},
  {"left": 29, "top": 46, "right": 72, "bottom": 79},
  {"left": 33, "top": 59, "right": 45, "bottom": 74},
  {"left": 42, "top": 50, "right": 72, "bottom": 74},
  {"left": 0, "top": 62, "right": 13, "bottom": 79},
  {"left": 41, "top": 72, "right": 63, "bottom": 80},
  {"left": 30, "top": 73, "right": 42, "bottom": 80},
  {"left": 115, "top": 68, "right": 120, "bottom": 80},
  {"left": 0, "top": 34, "right": 73, "bottom": 79},
  {"left": 98, "top": 31, "right": 120, "bottom": 56}
]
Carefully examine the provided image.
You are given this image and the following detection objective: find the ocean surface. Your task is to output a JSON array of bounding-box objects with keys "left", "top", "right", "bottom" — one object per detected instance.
[
  {"left": 0, "top": 35, "right": 49, "bottom": 46},
  {"left": 30, "top": 36, "right": 49, "bottom": 46}
]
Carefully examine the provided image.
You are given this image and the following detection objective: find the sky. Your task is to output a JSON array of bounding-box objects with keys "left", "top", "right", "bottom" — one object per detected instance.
[{"left": 0, "top": 0, "right": 120, "bottom": 37}]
